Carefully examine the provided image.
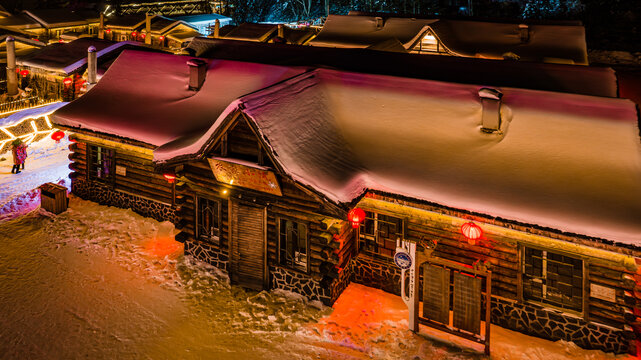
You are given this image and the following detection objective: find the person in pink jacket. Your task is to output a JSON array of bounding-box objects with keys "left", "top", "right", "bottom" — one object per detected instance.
[{"left": 10, "top": 138, "right": 27, "bottom": 174}]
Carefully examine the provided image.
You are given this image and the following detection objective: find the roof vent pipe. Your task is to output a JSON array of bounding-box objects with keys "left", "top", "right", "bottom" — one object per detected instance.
[
  {"left": 478, "top": 88, "right": 503, "bottom": 133},
  {"left": 145, "top": 13, "right": 152, "bottom": 45},
  {"left": 212, "top": 19, "right": 220, "bottom": 38},
  {"left": 277, "top": 24, "right": 284, "bottom": 38},
  {"left": 519, "top": 24, "right": 529, "bottom": 43},
  {"left": 375, "top": 17, "right": 384, "bottom": 30},
  {"left": 87, "top": 46, "right": 97, "bottom": 86},
  {"left": 187, "top": 59, "right": 207, "bottom": 90},
  {"left": 98, "top": 13, "right": 105, "bottom": 39},
  {"left": 6, "top": 37, "right": 17, "bottom": 96}
]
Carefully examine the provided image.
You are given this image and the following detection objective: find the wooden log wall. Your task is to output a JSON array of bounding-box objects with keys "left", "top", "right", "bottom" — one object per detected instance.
[
  {"left": 174, "top": 159, "right": 230, "bottom": 250},
  {"left": 68, "top": 136, "right": 173, "bottom": 205}
]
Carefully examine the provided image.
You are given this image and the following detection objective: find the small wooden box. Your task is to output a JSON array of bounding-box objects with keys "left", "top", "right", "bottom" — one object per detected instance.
[{"left": 40, "top": 183, "right": 68, "bottom": 214}]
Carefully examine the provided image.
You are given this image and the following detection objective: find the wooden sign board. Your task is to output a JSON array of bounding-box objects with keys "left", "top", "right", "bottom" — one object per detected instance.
[
  {"left": 453, "top": 272, "right": 481, "bottom": 335},
  {"left": 208, "top": 158, "right": 282, "bottom": 196},
  {"left": 423, "top": 264, "right": 450, "bottom": 325},
  {"left": 590, "top": 283, "right": 616, "bottom": 302},
  {"left": 115, "top": 165, "right": 126, "bottom": 176}
]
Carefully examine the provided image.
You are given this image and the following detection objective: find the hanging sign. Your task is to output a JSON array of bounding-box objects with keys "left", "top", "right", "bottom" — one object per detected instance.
[
  {"left": 115, "top": 165, "right": 126, "bottom": 176},
  {"left": 208, "top": 157, "right": 282, "bottom": 196},
  {"left": 394, "top": 249, "right": 413, "bottom": 270}
]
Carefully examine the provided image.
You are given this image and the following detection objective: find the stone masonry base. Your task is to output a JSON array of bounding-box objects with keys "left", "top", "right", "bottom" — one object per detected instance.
[{"left": 72, "top": 178, "right": 177, "bottom": 223}]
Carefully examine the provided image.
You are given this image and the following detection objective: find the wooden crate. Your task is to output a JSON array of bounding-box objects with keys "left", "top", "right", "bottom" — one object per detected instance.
[{"left": 39, "top": 183, "right": 68, "bottom": 214}]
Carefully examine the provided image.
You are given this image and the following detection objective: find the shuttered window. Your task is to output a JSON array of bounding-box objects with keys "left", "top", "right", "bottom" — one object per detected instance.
[
  {"left": 278, "top": 219, "right": 308, "bottom": 272},
  {"left": 523, "top": 247, "right": 583, "bottom": 312},
  {"left": 87, "top": 145, "right": 115, "bottom": 184},
  {"left": 197, "top": 197, "right": 221, "bottom": 245},
  {"left": 359, "top": 211, "right": 403, "bottom": 257}
]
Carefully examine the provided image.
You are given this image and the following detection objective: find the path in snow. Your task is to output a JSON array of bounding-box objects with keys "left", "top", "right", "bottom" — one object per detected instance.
[
  {"left": 0, "top": 197, "right": 634, "bottom": 359},
  {"left": 0, "top": 137, "right": 70, "bottom": 222}
]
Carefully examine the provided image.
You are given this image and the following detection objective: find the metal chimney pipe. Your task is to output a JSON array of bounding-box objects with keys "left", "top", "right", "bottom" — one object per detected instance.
[
  {"left": 6, "top": 37, "right": 18, "bottom": 96},
  {"left": 213, "top": 19, "right": 220, "bottom": 38},
  {"left": 478, "top": 88, "right": 503, "bottom": 133},
  {"left": 87, "top": 46, "right": 97, "bottom": 86},
  {"left": 187, "top": 59, "right": 207, "bottom": 90},
  {"left": 145, "top": 13, "right": 152, "bottom": 44},
  {"left": 98, "top": 13, "right": 105, "bottom": 39},
  {"left": 277, "top": 24, "right": 284, "bottom": 38}
]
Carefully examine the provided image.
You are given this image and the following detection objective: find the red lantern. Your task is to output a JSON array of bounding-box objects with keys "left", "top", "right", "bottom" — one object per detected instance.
[
  {"left": 159, "top": 35, "right": 165, "bottom": 41},
  {"left": 58, "top": 38, "right": 64, "bottom": 43},
  {"left": 51, "top": 130, "right": 65, "bottom": 142},
  {"left": 131, "top": 31, "right": 137, "bottom": 37},
  {"left": 348, "top": 208, "right": 366, "bottom": 229},
  {"left": 141, "top": 33, "right": 145, "bottom": 38},
  {"left": 461, "top": 222, "right": 483, "bottom": 245},
  {"left": 105, "top": 28, "right": 111, "bottom": 33},
  {"left": 163, "top": 173, "right": 176, "bottom": 183},
  {"left": 63, "top": 77, "right": 73, "bottom": 86},
  {"left": 20, "top": 69, "right": 29, "bottom": 77}
]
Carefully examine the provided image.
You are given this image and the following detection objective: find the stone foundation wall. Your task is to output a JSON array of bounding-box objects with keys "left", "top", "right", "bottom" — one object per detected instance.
[
  {"left": 492, "top": 298, "right": 632, "bottom": 354},
  {"left": 330, "top": 261, "right": 353, "bottom": 305},
  {"left": 184, "top": 240, "right": 229, "bottom": 272},
  {"left": 270, "top": 267, "right": 332, "bottom": 305},
  {"left": 72, "top": 178, "right": 177, "bottom": 223},
  {"left": 351, "top": 253, "right": 401, "bottom": 296}
]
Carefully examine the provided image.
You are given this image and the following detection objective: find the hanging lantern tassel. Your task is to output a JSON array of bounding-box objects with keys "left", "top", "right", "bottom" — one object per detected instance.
[
  {"left": 51, "top": 130, "right": 65, "bottom": 143},
  {"left": 348, "top": 208, "right": 366, "bottom": 229},
  {"left": 461, "top": 222, "right": 483, "bottom": 245}
]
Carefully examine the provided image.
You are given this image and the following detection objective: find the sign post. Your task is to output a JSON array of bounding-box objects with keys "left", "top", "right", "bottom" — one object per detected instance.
[{"left": 396, "top": 240, "right": 418, "bottom": 331}]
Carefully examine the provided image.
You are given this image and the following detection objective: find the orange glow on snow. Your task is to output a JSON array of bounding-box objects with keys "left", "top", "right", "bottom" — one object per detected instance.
[{"left": 143, "top": 236, "right": 183, "bottom": 258}]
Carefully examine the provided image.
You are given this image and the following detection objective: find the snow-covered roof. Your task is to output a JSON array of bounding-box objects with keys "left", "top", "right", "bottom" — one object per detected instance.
[
  {"left": 186, "top": 38, "right": 616, "bottom": 98},
  {"left": 310, "top": 15, "right": 437, "bottom": 48},
  {"left": 174, "top": 13, "right": 231, "bottom": 24},
  {"left": 17, "top": 38, "right": 140, "bottom": 74},
  {"left": 311, "top": 15, "right": 588, "bottom": 65},
  {"left": 22, "top": 9, "right": 96, "bottom": 28},
  {"left": 222, "top": 23, "right": 278, "bottom": 42},
  {"left": 105, "top": 14, "right": 147, "bottom": 29},
  {"left": 232, "top": 69, "right": 641, "bottom": 245},
  {"left": 51, "top": 50, "right": 308, "bottom": 148}
]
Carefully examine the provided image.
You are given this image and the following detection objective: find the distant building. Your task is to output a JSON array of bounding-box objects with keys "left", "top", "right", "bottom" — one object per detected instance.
[
  {"left": 103, "top": 14, "right": 201, "bottom": 52},
  {"left": 309, "top": 14, "right": 589, "bottom": 65},
  {"left": 0, "top": 9, "right": 100, "bottom": 43},
  {"left": 174, "top": 14, "right": 231, "bottom": 36}
]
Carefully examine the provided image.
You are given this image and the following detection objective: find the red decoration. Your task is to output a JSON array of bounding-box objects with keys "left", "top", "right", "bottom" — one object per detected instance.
[
  {"left": 461, "top": 222, "right": 483, "bottom": 245},
  {"left": 63, "top": 78, "right": 73, "bottom": 86},
  {"left": 163, "top": 173, "right": 176, "bottom": 183},
  {"left": 58, "top": 38, "right": 64, "bottom": 43},
  {"left": 141, "top": 33, "right": 146, "bottom": 38},
  {"left": 105, "top": 28, "right": 111, "bottom": 33},
  {"left": 159, "top": 35, "right": 165, "bottom": 41},
  {"left": 348, "top": 208, "right": 366, "bottom": 229},
  {"left": 131, "top": 31, "right": 137, "bottom": 37},
  {"left": 51, "top": 130, "right": 65, "bottom": 142},
  {"left": 20, "top": 69, "right": 29, "bottom": 77}
]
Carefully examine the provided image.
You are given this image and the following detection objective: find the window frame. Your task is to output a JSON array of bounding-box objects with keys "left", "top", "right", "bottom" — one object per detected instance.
[
  {"left": 277, "top": 217, "right": 309, "bottom": 274},
  {"left": 195, "top": 196, "right": 222, "bottom": 246},
  {"left": 87, "top": 144, "right": 115, "bottom": 186},
  {"left": 521, "top": 244, "right": 585, "bottom": 315},
  {"left": 359, "top": 210, "right": 404, "bottom": 258}
]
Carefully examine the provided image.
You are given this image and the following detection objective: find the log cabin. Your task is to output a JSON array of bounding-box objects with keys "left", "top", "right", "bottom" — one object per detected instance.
[
  {"left": 309, "top": 14, "right": 589, "bottom": 64},
  {"left": 50, "top": 49, "right": 641, "bottom": 354}
]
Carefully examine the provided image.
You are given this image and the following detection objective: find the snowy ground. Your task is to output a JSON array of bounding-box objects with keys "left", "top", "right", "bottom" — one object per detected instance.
[
  {"left": 0, "top": 136, "right": 71, "bottom": 222},
  {"left": 0, "top": 136, "right": 635, "bottom": 359}
]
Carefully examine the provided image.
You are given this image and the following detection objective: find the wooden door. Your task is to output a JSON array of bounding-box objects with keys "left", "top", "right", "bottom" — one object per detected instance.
[{"left": 230, "top": 201, "right": 266, "bottom": 290}]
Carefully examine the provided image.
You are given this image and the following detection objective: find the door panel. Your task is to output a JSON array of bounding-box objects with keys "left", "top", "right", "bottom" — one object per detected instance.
[{"left": 230, "top": 201, "right": 265, "bottom": 290}]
